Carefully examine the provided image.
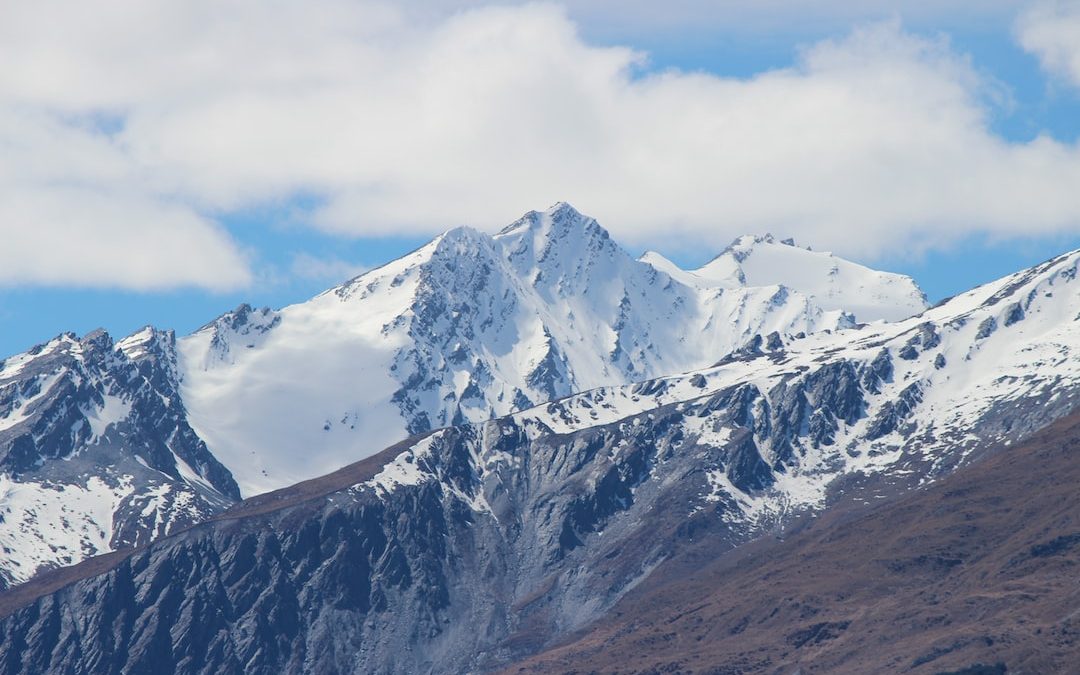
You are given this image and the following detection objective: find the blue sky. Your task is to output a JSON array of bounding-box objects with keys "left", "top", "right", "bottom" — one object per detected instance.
[{"left": 2, "top": 1, "right": 1080, "bottom": 356}]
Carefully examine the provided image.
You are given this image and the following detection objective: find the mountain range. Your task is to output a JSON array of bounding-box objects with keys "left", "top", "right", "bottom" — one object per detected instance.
[
  {"left": 0, "top": 203, "right": 926, "bottom": 587},
  {"left": 0, "top": 203, "right": 1078, "bottom": 673},
  {"left": 178, "top": 203, "right": 925, "bottom": 496}
]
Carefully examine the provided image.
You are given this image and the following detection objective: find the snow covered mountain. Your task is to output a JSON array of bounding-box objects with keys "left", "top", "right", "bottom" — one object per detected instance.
[
  {"left": 1, "top": 245, "right": 1077, "bottom": 674},
  {"left": 642, "top": 233, "right": 927, "bottom": 322},
  {"left": 0, "top": 202, "right": 926, "bottom": 586},
  {"left": 0, "top": 329, "right": 238, "bottom": 588},
  {"left": 178, "top": 203, "right": 926, "bottom": 495}
]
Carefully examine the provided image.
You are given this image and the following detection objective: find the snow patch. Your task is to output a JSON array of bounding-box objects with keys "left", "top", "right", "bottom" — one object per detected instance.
[{"left": 0, "top": 474, "right": 135, "bottom": 586}]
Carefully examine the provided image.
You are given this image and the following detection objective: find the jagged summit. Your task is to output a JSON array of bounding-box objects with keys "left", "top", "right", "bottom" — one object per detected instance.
[
  {"left": 713, "top": 233, "right": 815, "bottom": 266},
  {"left": 495, "top": 202, "right": 611, "bottom": 246},
  {"left": 723, "top": 233, "right": 800, "bottom": 251},
  {"left": 434, "top": 224, "right": 489, "bottom": 247},
  {"left": 176, "top": 204, "right": 918, "bottom": 496},
  {"left": 494, "top": 202, "right": 619, "bottom": 285},
  {"left": 0, "top": 204, "right": 933, "bottom": 584},
  {"left": 496, "top": 201, "right": 598, "bottom": 236},
  {"left": 0, "top": 327, "right": 238, "bottom": 587}
]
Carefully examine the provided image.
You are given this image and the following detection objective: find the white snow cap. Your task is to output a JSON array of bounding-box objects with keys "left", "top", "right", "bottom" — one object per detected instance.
[
  {"left": 176, "top": 203, "right": 929, "bottom": 496},
  {"left": 640, "top": 232, "right": 928, "bottom": 323}
]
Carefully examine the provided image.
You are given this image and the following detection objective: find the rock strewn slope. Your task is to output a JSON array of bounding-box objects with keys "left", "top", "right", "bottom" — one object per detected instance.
[{"left": 509, "top": 410, "right": 1080, "bottom": 674}]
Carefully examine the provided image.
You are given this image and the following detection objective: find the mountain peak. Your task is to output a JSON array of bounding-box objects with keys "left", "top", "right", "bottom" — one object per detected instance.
[
  {"left": 116, "top": 325, "right": 177, "bottom": 364},
  {"left": 733, "top": 232, "right": 775, "bottom": 247},
  {"left": 667, "top": 234, "right": 929, "bottom": 323},
  {"left": 548, "top": 200, "right": 581, "bottom": 217},
  {"left": 722, "top": 233, "right": 805, "bottom": 258},
  {"left": 547, "top": 200, "right": 589, "bottom": 224},
  {"left": 434, "top": 224, "right": 489, "bottom": 251},
  {"left": 493, "top": 203, "right": 622, "bottom": 287},
  {"left": 496, "top": 202, "right": 607, "bottom": 241}
]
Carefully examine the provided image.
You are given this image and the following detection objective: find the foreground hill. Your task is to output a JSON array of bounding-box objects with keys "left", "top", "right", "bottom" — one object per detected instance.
[
  {"left": 0, "top": 246, "right": 1074, "bottom": 673},
  {"left": 509, "top": 409, "right": 1080, "bottom": 674}
]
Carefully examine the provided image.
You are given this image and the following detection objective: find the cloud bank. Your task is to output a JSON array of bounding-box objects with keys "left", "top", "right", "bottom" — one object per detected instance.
[
  {"left": 1019, "top": 1, "right": 1080, "bottom": 89},
  {"left": 1, "top": 1, "right": 1079, "bottom": 289},
  {"left": 0, "top": 106, "right": 251, "bottom": 291}
]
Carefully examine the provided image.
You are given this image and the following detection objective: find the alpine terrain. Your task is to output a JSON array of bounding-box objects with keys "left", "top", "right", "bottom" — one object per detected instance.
[
  {"left": 0, "top": 223, "right": 1078, "bottom": 673},
  {"left": 0, "top": 203, "right": 926, "bottom": 587},
  {"left": 0, "top": 328, "right": 238, "bottom": 590},
  {"left": 178, "top": 203, "right": 926, "bottom": 496}
]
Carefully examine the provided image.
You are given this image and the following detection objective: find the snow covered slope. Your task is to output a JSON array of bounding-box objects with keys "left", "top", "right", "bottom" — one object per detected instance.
[
  {"left": 495, "top": 245, "right": 1080, "bottom": 526},
  {"left": 178, "top": 203, "right": 926, "bottom": 495},
  {"left": 644, "top": 234, "right": 927, "bottom": 323},
  {"left": 0, "top": 329, "right": 239, "bottom": 587}
]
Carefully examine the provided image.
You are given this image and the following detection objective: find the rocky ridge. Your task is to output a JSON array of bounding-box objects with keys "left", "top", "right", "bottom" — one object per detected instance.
[{"left": 0, "top": 328, "right": 238, "bottom": 589}]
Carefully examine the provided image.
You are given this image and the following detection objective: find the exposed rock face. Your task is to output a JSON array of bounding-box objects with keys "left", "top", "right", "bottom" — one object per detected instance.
[
  {"left": 510, "top": 410, "right": 1080, "bottom": 674},
  {"left": 0, "top": 328, "right": 239, "bottom": 588},
  {"left": 1, "top": 247, "right": 1078, "bottom": 673}
]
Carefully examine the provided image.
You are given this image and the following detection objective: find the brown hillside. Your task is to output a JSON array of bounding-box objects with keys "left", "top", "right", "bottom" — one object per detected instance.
[{"left": 507, "top": 412, "right": 1080, "bottom": 674}]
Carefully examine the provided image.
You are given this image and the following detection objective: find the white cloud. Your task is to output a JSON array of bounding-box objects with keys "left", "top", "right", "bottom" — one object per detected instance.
[
  {"left": 0, "top": 186, "right": 250, "bottom": 291},
  {"left": 1, "top": 0, "right": 1079, "bottom": 275},
  {"left": 1018, "top": 2, "right": 1080, "bottom": 89},
  {"left": 0, "top": 107, "right": 251, "bottom": 290}
]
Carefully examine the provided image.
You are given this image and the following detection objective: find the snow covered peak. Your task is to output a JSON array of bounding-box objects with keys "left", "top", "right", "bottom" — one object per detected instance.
[
  {"left": 724, "top": 233, "right": 800, "bottom": 250},
  {"left": 116, "top": 326, "right": 176, "bottom": 362},
  {"left": 492, "top": 203, "right": 629, "bottom": 302},
  {"left": 495, "top": 202, "right": 614, "bottom": 256},
  {"left": 496, "top": 201, "right": 612, "bottom": 247},
  {"left": 652, "top": 233, "right": 930, "bottom": 323},
  {"left": 175, "top": 205, "right": 929, "bottom": 496},
  {"left": 434, "top": 224, "right": 489, "bottom": 249},
  {"left": 496, "top": 201, "right": 597, "bottom": 237},
  {"left": 422, "top": 225, "right": 500, "bottom": 278}
]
